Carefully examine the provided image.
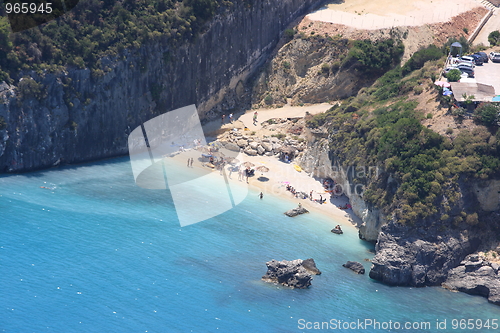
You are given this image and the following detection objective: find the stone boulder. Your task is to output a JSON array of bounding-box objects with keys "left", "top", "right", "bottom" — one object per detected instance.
[
  {"left": 343, "top": 261, "right": 365, "bottom": 274},
  {"left": 443, "top": 254, "right": 500, "bottom": 305},
  {"left": 249, "top": 141, "right": 259, "bottom": 150},
  {"left": 261, "top": 142, "right": 272, "bottom": 152},
  {"left": 224, "top": 142, "right": 240, "bottom": 152},
  {"left": 262, "top": 258, "right": 321, "bottom": 289},
  {"left": 284, "top": 207, "right": 309, "bottom": 217},
  {"left": 244, "top": 147, "right": 258, "bottom": 156},
  {"left": 237, "top": 139, "right": 248, "bottom": 148},
  {"left": 257, "top": 145, "right": 265, "bottom": 155}
]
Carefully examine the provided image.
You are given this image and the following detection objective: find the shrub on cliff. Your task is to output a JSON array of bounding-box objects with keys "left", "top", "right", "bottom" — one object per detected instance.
[
  {"left": 446, "top": 69, "right": 461, "bottom": 82},
  {"left": 402, "top": 45, "right": 444, "bottom": 75},
  {"left": 488, "top": 30, "right": 500, "bottom": 46},
  {"left": 474, "top": 103, "right": 500, "bottom": 126},
  {"left": 343, "top": 39, "right": 404, "bottom": 76}
]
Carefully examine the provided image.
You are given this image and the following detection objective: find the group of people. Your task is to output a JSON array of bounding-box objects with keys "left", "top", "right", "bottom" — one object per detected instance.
[
  {"left": 285, "top": 185, "right": 327, "bottom": 204},
  {"left": 222, "top": 113, "right": 234, "bottom": 124},
  {"left": 237, "top": 167, "right": 253, "bottom": 183},
  {"left": 279, "top": 152, "right": 292, "bottom": 163},
  {"left": 186, "top": 157, "right": 194, "bottom": 167}
]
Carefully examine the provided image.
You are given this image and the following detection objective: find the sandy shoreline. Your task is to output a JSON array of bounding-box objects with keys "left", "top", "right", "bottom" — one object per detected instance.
[{"left": 184, "top": 104, "right": 363, "bottom": 231}]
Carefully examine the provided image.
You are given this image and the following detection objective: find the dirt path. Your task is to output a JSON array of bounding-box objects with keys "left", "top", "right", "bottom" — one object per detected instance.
[
  {"left": 474, "top": 7, "right": 500, "bottom": 46},
  {"left": 308, "top": 0, "right": 485, "bottom": 29}
]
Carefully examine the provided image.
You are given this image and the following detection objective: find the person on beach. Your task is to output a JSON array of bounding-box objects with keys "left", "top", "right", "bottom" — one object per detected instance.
[
  {"left": 229, "top": 113, "right": 233, "bottom": 122},
  {"left": 245, "top": 167, "right": 250, "bottom": 183},
  {"left": 259, "top": 192, "right": 263, "bottom": 199},
  {"left": 222, "top": 114, "right": 225, "bottom": 123},
  {"left": 253, "top": 112, "right": 258, "bottom": 125},
  {"left": 298, "top": 202, "right": 302, "bottom": 208},
  {"left": 187, "top": 158, "right": 190, "bottom": 167},
  {"left": 309, "top": 190, "right": 313, "bottom": 200},
  {"left": 190, "top": 158, "right": 194, "bottom": 167}
]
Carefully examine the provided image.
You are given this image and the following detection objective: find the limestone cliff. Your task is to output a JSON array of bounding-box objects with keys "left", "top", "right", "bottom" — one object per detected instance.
[
  {"left": 0, "top": 0, "right": 324, "bottom": 172},
  {"left": 299, "top": 137, "right": 500, "bottom": 304}
]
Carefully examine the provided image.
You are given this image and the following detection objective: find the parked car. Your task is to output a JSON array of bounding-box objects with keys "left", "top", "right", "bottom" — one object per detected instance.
[
  {"left": 457, "top": 66, "right": 474, "bottom": 78},
  {"left": 458, "top": 56, "right": 476, "bottom": 67},
  {"left": 468, "top": 54, "right": 483, "bottom": 65},
  {"left": 490, "top": 52, "right": 500, "bottom": 63},
  {"left": 455, "top": 62, "right": 474, "bottom": 69},
  {"left": 474, "top": 51, "right": 488, "bottom": 63}
]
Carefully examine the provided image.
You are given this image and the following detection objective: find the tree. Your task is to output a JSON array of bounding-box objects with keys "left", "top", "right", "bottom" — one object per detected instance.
[
  {"left": 474, "top": 103, "right": 500, "bottom": 126},
  {"left": 488, "top": 30, "right": 500, "bottom": 46},
  {"left": 446, "top": 69, "right": 461, "bottom": 82}
]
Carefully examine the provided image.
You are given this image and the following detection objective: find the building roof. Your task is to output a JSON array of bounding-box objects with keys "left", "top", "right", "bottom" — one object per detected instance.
[{"left": 450, "top": 82, "right": 496, "bottom": 102}]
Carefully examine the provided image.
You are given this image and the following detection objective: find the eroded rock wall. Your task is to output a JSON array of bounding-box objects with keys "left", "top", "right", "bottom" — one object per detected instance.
[{"left": 0, "top": 0, "right": 324, "bottom": 172}]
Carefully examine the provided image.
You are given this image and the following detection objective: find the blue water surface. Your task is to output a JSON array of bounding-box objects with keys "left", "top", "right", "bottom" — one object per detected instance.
[{"left": 1, "top": 157, "right": 499, "bottom": 333}]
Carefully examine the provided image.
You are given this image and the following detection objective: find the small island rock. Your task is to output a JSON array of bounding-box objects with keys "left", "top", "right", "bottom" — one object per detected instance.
[
  {"left": 343, "top": 261, "right": 365, "bottom": 274},
  {"left": 284, "top": 207, "right": 309, "bottom": 217},
  {"left": 262, "top": 258, "right": 321, "bottom": 289}
]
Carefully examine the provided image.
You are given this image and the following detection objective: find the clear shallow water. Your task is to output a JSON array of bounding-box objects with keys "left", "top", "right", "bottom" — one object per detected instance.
[{"left": 1, "top": 157, "right": 499, "bottom": 333}]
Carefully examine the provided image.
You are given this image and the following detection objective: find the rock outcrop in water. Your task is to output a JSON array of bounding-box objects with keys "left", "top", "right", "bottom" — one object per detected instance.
[
  {"left": 343, "top": 261, "right": 365, "bottom": 274},
  {"left": 300, "top": 137, "right": 500, "bottom": 304},
  {"left": 262, "top": 258, "right": 321, "bottom": 289},
  {"left": 0, "top": 0, "right": 323, "bottom": 172},
  {"left": 443, "top": 254, "right": 500, "bottom": 305},
  {"left": 284, "top": 207, "right": 309, "bottom": 217}
]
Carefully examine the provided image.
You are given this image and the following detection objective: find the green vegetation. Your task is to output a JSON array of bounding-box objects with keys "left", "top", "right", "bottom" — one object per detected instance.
[
  {"left": 402, "top": 45, "right": 444, "bottom": 75},
  {"left": 264, "top": 94, "right": 273, "bottom": 105},
  {"left": 342, "top": 39, "right": 404, "bottom": 75},
  {"left": 307, "top": 53, "right": 500, "bottom": 225},
  {"left": 446, "top": 69, "right": 461, "bottom": 82},
  {"left": 474, "top": 103, "right": 500, "bottom": 126},
  {"left": 0, "top": 0, "right": 233, "bottom": 82},
  {"left": 488, "top": 30, "right": 500, "bottom": 46},
  {"left": 271, "top": 133, "right": 286, "bottom": 140}
]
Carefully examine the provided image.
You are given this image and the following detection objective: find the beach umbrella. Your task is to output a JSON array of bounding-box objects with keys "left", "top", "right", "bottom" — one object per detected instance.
[
  {"left": 243, "top": 161, "right": 255, "bottom": 168},
  {"left": 256, "top": 166, "right": 269, "bottom": 173}
]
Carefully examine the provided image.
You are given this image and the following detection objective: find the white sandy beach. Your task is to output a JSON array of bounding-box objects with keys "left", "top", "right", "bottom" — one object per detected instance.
[{"left": 183, "top": 104, "right": 363, "bottom": 231}]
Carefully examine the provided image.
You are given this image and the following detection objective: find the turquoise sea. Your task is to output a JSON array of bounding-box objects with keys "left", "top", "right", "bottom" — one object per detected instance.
[{"left": 1, "top": 157, "right": 499, "bottom": 333}]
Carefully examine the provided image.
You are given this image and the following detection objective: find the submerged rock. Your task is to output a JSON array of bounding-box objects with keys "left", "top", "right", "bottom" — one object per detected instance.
[
  {"left": 343, "top": 261, "right": 365, "bottom": 274},
  {"left": 262, "top": 258, "right": 321, "bottom": 289},
  {"left": 284, "top": 207, "right": 309, "bottom": 217}
]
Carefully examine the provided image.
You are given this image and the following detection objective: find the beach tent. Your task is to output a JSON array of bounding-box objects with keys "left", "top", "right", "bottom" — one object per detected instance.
[{"left": 450, "top": 42, "right": 462, "bottom": 57}]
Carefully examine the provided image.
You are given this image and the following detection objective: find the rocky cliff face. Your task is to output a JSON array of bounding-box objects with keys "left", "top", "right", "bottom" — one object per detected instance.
[
  {"left": 0, "top": 0, "right": 324, "bottom": 172},
  {"left": 252, "top": 34, "right": 372, "bottom": 107},
  {"left": 300, "top": 137, "right": 500, "bottom": 303},
  {"left": 299, "top": 135, "right": 387, "bottom": 242}
]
